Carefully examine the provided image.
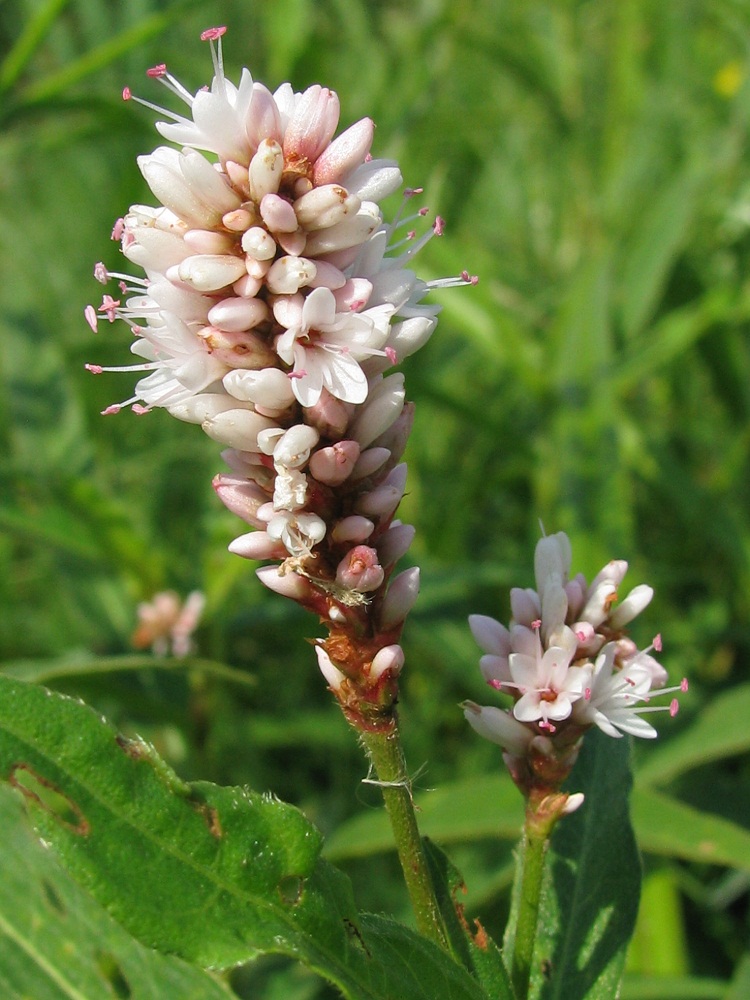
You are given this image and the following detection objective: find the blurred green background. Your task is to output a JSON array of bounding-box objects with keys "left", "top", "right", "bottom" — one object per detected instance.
[{"left": 1, "top": 0, "right": 749, "bottom": 997}]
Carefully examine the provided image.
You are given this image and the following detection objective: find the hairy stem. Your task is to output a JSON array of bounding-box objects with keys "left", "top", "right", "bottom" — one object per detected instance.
[
  {"left": 511, "top": 801, "right": 559, "bottom": 998},
  {"left": 359, "top": 727, "right": 450, "bottom": 952}
]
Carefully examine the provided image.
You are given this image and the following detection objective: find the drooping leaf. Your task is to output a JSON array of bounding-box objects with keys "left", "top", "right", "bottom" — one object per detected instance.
[
  {"left": 528, "top": 732, "right": 641, "bottom": 999},
  {"left": 0, "top": 676, "right": 489, "bottom": 1000},
  {"left": 0, "top": 784, "right": 235, "bottom": 1000},
  {"left": 631, "top": 787, "right": 750, "bottom": 873}
]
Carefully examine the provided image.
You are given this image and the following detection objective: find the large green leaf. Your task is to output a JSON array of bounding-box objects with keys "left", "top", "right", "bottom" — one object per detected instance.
[
  {"left": 528, "top": 731, "right": 641, "bottom": 999},
  {"left": 0, "top": 784, "right": 235, "bottom": 999},
  {"left": 631, "top": 788, "right": 750, "bottom": 873},
  {"left": 0, "top": 677, "right": 489, "bottom": 1000}
]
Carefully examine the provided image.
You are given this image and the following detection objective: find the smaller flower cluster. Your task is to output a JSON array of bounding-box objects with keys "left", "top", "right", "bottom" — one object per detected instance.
[
  {"left": 463, "top": 532, "right": 687, "bottom": 797},
  {"left": 131, "top": 590, "right": 205, "bottom": 657}
]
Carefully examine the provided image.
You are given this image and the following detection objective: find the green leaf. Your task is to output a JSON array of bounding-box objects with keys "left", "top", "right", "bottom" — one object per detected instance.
[
  {"left": 0, "top": 0, "right": 72, "bottom": 96},
  {"left": 619, "top": 974, "right": 727, "bottom": 999},
  {"left": 630, "top": 788, "right": 750, "bottom": 873},
  {"left": 530, "top": 731, "right": 641, "bottom": 999},
  {"left": 0, "top": 784, "right": 235, "bottom": 1000},
  {"left": 0, "top": 677, "right": 489, "bottom": 1000},
  {"left": 423, "top": 839, "right": 514, "bottom": 1000},
  {"left": 1, "top": 652, "right": 255, "bottom": 688},
  {"left": 617, "top": 168, "right": 699, "bottom": 340},
  {"left": 635, "top": 684, "right": 750, "bottom": 787}
]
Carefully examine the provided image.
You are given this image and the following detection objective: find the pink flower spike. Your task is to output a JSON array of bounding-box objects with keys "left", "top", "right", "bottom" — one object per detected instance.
[
  {"left": 200, "top": 26, "right": 227, "bottom": 41},
  {"left": 84, "top": 305, "right": 98, "bottom": 332}
]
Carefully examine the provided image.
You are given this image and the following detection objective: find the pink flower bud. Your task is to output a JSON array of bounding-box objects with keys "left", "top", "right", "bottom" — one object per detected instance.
[
  {"left": 248, "top": 139, "right": 283, "bottom": 201},
  {"left": 370, "top": 644, "right": 404, "bottom": 681},
  {"left": 608, "top": 584, "right": 654, "bottom": 628},
  {"left": 259, "top": 192, "right": 299, "bottom": 233},
  {"left": 313, "top": 117, "right": 374, "bottom": 186},
  {"left": 241, "top": 226, "right": 277, "bottom": 260},
  {"left": 376, "top": 522, "right": 415, "bottom": 568},
  {"left": 350, "top": 447, "right": 391, "bottom": 481},
  {"left": 283, "top": 85, "right": 340, "bottom": 163},
  {"left": 331, "top": 516, "right": 375, "bottom": 543},
  {"left": 266, "top": 255, "right": 318, "bottom": 294},
  {"left": 303, "top": 390, "right": 353, "bottom": 438},
  {"left": 228, "top": 530, "right": 286, "bottom": 560},
  {"left": 183, "top": 229, "right": 235, "bottom": 255},
  {"left": 208, "top": 297, "right": 269, "bottom": 332},
  {"left": 223, "top": 367, "right": 296, "bottom": 409},
  {"left": 304, "top": 203, "right": 381, "bottom": 256},
  {"left": 379, "top": 567, "right": 420, "bottom": 629},
  {"left": 315, "top": 645, "right": 346, "bottom": 691},
  {"left": 202, "top": 408, "right": 277, "bottom": 450},
  {"left": 510, "top": 587, "right": 541, "bottom": 625},
  {"left": 256, "top": 565, "right": 311, "bottom": 600},
  {"left": 293, "top": 184, "right": 361, "bottom": 231},
  {"left": 335, "top": 546, "right": 384, "bottom": 592},
  {"left": 348, "top": 373, "right": 405, "bottom": 448},
  {"left": 309, "top": 440, "right": 361, "bottom": 485},
  {"left": 199, "top": 326, "right": 277, "bottom": 369},
  {"left": 212, "top": 474, "right": 269, "bottom": 527},
  {"left": 176, "top": 254, "right": 248, "bottom": 291}
]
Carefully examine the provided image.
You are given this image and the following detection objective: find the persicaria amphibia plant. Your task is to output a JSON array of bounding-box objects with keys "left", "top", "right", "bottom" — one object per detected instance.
[{"left": 1, "top": 25, "right": 681, "bottom": 999}]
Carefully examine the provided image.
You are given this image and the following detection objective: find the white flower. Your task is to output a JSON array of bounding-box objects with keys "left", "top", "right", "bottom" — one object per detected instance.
[
  {"left": 274, "top": 287, "right": 393, "bottom": 406},
  {"left": 508, "top": 626, "right": 587, "bottom": 731}
]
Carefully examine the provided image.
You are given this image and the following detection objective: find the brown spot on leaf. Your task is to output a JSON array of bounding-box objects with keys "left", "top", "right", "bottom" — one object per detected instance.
[
  {"left": 278, "top": 874, "right": 304, "bottom": 906},
  {"left": 9, "top": 763, "right": 90, "bottom": 836}
]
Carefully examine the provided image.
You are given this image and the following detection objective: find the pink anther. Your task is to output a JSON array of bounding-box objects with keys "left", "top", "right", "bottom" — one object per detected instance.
[
  {"left": 385, "top": 347, "right": 397, "bottom": 364},
  {"left": 200, "top": 26, "right": 227, "bottom": 41},
  {"left": 146, "top": 64, "right": 167, "bottom": 78},
  {"left": 94, "top": 262, "right": 108, "bottom": 283},
  {"left": 111, "top": 218, "right": 125, "bottom": 240},
  {"left": 101, "top": 404, "right": 122, "bottom": 415},
  {"left": 84, "top": 305, "right": 98, "bottom": 332},
  {"left": 85, "top": 363, "right": 103, "bottom": 374},
  {"left": 122, "top": 87, "right": 131, "bottom": 101},
  {"left": 433, "top": 216, "right": 445, "bottom": 236},
  {"left": 100, "top": 295, "right": 120, "bottom": 322},
  {"left": 653, "top": 633, "right": 663, "bottom": 652}
]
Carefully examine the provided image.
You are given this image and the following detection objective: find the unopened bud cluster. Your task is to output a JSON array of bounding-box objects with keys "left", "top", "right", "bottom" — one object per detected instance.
[
  {"left": 463, "top": 532, "right": 687, "bottom": 799},
  {"left": 85, "top": 28, "right": 474, "bottom": 729}
]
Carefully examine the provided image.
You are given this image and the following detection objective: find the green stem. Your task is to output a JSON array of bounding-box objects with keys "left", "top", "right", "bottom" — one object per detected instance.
[
  {"left": 511, "top": 804, "right": 557, "bottom": 999},
  {"left": 359, "top": 727, "right": 450, "bottom": 953}
]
